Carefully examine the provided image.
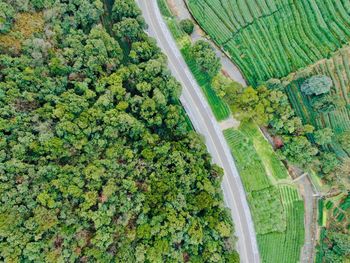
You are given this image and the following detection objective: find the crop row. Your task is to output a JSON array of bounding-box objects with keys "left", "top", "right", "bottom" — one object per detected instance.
[
  {"left": 224, "top": 124, "right": 304, "bottom": 262},
  {"left": 257, "top": 188, "right": 304, "bottom": 263},
  {"left": 285, "top": 47, "right": 350, "bottom": 156},
  {"left": 181, "top": 46, "right": 230, "bottom": 121},
  {"left": 223, "top": 128, "right": 270, "bottom": 191},
  {"left": 188, "top": 0, "right": 350, "bottom": 85}
]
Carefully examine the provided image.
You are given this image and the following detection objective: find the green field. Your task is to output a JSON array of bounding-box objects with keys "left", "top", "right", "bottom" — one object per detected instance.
[
  {"left": 187, "top": 0, "right": 350, "bottom": 156},
  {"left": 181, "top": 46, "right": 230, "bottom": 121},
  {"left": 286, "top": 46, "right": 350, "bottom": 156},
  {"left": 316, "top": 194, "right": 350, "bottom": 262},
  {"left": 224, "top": 123, "right": 304, "bottom": 262},
  {"left": 188, "top": 0, "right": 350, "bottom": 85},
  {"left": 158, "top": 0, "right": 230, "bottom": 121}
]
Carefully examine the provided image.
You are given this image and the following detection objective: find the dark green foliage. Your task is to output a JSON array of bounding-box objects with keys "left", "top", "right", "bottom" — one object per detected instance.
[
  {"left": 190, "top": 40, "right": 220, "bottom": 78},
  {"left": 326, "top": 201, "right": 334, "bottom": 210},
  {"left": 179, "top": 19, "right": 194, "bottom": 35},
  {"left": 318, "top": 199, "right": 324, "bottom": 226},
  {"left": 0, "top": 1, "right": 14, "bottom": 33},
  {"left": 311, "top": 94, "right": 345, "bottom": 113},
  {"left": 318, "top": 228, "right": 350, "bottom": 262},
  {"left": 181, "top": 46, "right": 229, "bottom": 121},
  {"left": 157, "top": 0, "right": 173, "bottom": 18},
  {"left": 0, "top": 0, "right": 237, "bottom": 262}
]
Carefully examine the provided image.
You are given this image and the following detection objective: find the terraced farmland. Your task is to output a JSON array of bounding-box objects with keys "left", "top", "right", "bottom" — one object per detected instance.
[
  {"left": 257, "top": 187, "right": 305, "bottom": 263},
  {"left": 224, "top": 123, "right": 304, "bottom": 262},
  {"left": 286, "top": 46, "right": 350, "bottom": 157},
  {"left": 188, "top": 0, "right": 350, "bottom": 85}
]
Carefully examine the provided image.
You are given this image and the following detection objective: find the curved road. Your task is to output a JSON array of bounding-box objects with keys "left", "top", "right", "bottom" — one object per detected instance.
[{"left": 136, "top": 1, "right": 260, "bottom": 262}]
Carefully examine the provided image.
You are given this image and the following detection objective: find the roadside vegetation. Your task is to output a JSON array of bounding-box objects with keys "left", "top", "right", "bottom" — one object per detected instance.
[
  {"left": 224, "top": 123, "right": 304, "bottom": 263},
  {"left": 187, "top": 0, "right": 350, "bottom": 180},
  {"left": 158, "top": 0, "right": 307, "bottom": 261},
  {"left": 0, "top": 0, "right": 239, "bottom": 262},
  {"left": 188, "top": 1, "right": 350, "bottom": 261},
  {"left": 157, "top": 0, "right": 230, "bottom": 121}
]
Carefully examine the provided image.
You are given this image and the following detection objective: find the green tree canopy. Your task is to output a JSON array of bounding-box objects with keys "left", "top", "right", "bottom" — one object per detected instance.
[
  {"left": 314, "top": 128, "right": 334, "bottom": 145},
  {"left": 0, "top": 1, "right": 14, "bottom": 33},
  {"left": 301, "top": 75, "right": 332, "bottom": 96},
  {"left": 0, "top": 0, "right": 237, "bottom": 262},
  {"left": 190, "top": 40, "right": 220, "bottom": 78},
  {"left": 179, "top": 19, "right": 194, "bottom": 35}
]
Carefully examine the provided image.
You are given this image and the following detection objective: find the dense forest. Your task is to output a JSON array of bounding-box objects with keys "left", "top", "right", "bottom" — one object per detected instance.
[{"left": 0, "top": 0, "right": 238, "bottom": 262}]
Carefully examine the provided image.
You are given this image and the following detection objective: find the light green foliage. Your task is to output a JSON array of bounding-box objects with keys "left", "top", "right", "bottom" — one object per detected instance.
[
  {"left": 211, "top": 73, "right": 235, "bottom": 99},
  {"left": 318, "top": 152, "right": 340, "bottom": 175},
  {"left": 0, "top": 0, "right": 237, "bottom": 262},
  {"left": 258, "top": 187, "right": 304, "bottom": 263},
  {"left": 190, "top": 40, "right": 221, "bottom": 78},
  {"left": 224, "top": 127, "right": 271, "bottom": 192},
  {"left": 250, "top": 187, "right": 286, "bottom": 234},
  {"left": 224, "top": 123, "right": 304, "bottom": 262},
  {"left": 224, "top": 85, "right": 276, "bottom": 125},
  {"left": 240, "top": 122, "right": 289, "bottom": 180},
  {"left": 301, "top": 75, "right": 332, "bottom": 96},
  {"left": 332, "top": 159, "right": 350, "bottom": 190},
  {"left": 314, "top": 128, "right": 334, "bottom": 145},
  {"left": 338, "top": 131, "right": 350, "bottom": 150}
]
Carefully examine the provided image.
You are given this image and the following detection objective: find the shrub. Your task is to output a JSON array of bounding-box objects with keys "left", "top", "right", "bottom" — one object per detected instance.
[
  {"left": 301, "top": 75, "right": 332, "bottom": 96},
  {"left": 180, "top": 19, "right": 194, "bottom": 35},
  {"left": 190, "top": 40, "right": 220, "bottom": 77},
  {"left": 338, "top": 131, "right": 350, "bottom": 149},
  {"left": 311, "top": 94, "right": 345, "bottom": 113},
  {"left": 314, "top": 128, "right": 334, "bottom": 145}
]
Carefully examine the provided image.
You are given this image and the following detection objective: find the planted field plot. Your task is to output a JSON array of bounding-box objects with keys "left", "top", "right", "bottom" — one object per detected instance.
[
  {"left": 224, "top": 124, "right": 304, "bottom": 263},
  {"left": 224, "top": 128, "right": 270, "bottom": 192},
  {"left": 181, "top": 46, "right": 230, "bottom": 120},
  {"left": 286, "top": 47, "right": 350, "bottom": 156},
  {"left": 316, "top": 194, "right": 350, "bottom": 262},
  {"left": 240, "top": 122, "right": 289, "bottom": 180},
  {"left": 158, "top": 0, "right": 230, "bottom": 121},
  {"left": 187, "top": 0, "right": 350, "bottom": 85},
  {"left": 257, "top": 190, "right": 304, "bottom": 263}
]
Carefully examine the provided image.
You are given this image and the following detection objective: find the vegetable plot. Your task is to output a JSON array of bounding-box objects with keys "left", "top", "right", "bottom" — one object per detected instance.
[{"left": 188, "top": 0, "right": 350, "bottom": 85}]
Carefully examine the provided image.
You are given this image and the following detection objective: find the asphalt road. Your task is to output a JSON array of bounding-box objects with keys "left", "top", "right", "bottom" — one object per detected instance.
[{"left": 136, "top": 1, "right": 260, "bottom": 262}]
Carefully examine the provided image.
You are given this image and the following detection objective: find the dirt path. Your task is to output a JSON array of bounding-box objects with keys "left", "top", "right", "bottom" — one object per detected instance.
[
  {"left": 295, "top": 175, "right": 318, "bottom": 263},
  {"left": 219, "top": 117, "right": 240, "bottom": 130}
]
